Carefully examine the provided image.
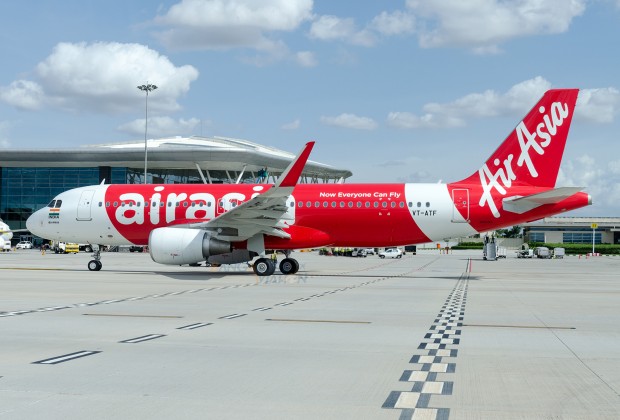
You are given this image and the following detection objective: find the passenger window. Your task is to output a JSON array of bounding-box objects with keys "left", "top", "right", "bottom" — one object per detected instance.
[
  {"left": 426, "top": 202, "right": 430, "bottom": 207},
  {"left": 408, "top": 202, "right": 413, "bottom": 207},
  {"left": 390, "top": 202, "right": 396, "bottom": 208},
  {"left": 290, "top": 202, "right": 294, "bottom": 207},
  {"left": 382, "top": 202, "right": 388, "bottom": 208},
  {"left": 98, "top": 202, "right": 102, "bottom": 207},
  {"left": 339, "top": 201, "right": 345, "bottom": 208},
  {"left": 417, "top": 202, "right": 421, "bottom": 207},
  {"left": 365, "top": 202, "right": 370, "bottom": 208},
  {"left": 207, "top": 202, "right": 212, "bottom": 207},
  {"left": 298, "top": 201, "right": 303, "bottom": 208},
  {"left": 160, "top": 202, "right": 164, "bottom": 207},
  {"left": 191, "top": 202, "right": 196, "bottom": 207},
  {"left": 356, "top": 202, "right": 362, "bottom": 208},
  {"left": 183, "top": 202, "right": 188, "bottom": 207},
  {"left": 199, "top": 202, "right": 204, "bottom": 207},
  {"left": 113, "top": 202, "right": 118, "bottom": 207},
  {"left": 121, "top": 202, "right": 126, "bottom": 207},
  {"left": 152, "top": 202, "right": 157, "bottom": 207},
  {"left": 314, "top": 201, "right": 319, "bottom": 207},
  {"left": 373, "top": 202, "right": 379, "bottom": 208},
  {"left": 307, "top": 201, "right": 311, "bottom": 207},
  {"left": 399, "top": 202, "right": 405, "bottom": 208},
  {"left": 105, "top": 202, "right": 110, "bottom": 207},
  {"left": 331, "top": 201, "right": 336, "bottom": 208},
  {"left": 137, "top": 202, "right": 141, "bottom": 207},
  {"left": 323, "top": 201, "right": 328, "bottom": 208},
  {"left": 348, "top": 202, "right": 353, "bottom": 208},
  {"left": 175, "top": 202, "right": 180, "bottom": 207}
]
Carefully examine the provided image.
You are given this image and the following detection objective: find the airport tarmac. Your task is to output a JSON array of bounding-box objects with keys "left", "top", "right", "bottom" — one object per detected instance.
[{"left": 1, "top": 249, "right": 619, "bottom": 419}]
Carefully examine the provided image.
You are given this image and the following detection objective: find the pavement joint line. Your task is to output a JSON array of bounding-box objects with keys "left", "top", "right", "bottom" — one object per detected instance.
[{"left": 463, "top": 323, "right": 576, "bottom": 330}]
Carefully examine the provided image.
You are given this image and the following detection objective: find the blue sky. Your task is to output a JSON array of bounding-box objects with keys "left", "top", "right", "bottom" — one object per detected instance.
[{"left": 1, "top": 0, "right": 619, "bottom": 216}]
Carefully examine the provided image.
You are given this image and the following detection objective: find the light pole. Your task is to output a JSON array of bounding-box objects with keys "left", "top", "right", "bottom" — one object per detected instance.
[{"left": 137, "top": 83, "right": 157, "bottom": 184}]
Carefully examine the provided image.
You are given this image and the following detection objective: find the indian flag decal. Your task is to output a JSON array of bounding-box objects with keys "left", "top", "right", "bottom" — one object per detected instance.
[{"left": 49, "top": 208, "right": 60, "bottom": 219}]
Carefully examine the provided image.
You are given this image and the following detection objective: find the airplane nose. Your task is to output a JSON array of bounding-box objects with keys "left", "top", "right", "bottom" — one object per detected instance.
[{"left": 26, "top": 209, "right": 45, "bottom": 236}]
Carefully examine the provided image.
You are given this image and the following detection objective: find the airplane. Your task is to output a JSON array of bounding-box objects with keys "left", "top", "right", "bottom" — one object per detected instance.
[
  {"left": 1, "top": 218, "right": 13, "bottom": 250},
  {"left": 1, "top": 218, "right": 29, "bottom": 251},
  {"left": 26, "top": 89, "right": 591, "bottom": 275}
]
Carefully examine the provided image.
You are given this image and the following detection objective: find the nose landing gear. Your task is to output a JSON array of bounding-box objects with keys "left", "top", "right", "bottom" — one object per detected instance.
[{"left": 88, "top": 245, "right": 102, "bottom": 271}]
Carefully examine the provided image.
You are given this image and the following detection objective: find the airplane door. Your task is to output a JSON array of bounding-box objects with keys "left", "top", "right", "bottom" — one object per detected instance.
[
  {"left": 77, "top": 190, "right": 95, "bottom": 221},
  {"left": 451, "top": 188, "right": 469, "bottom": 223}
]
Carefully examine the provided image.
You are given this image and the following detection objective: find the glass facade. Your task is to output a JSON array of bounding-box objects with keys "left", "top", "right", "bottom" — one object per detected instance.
[
  {"left": 2, "top": 167, "right": 128, "bottom": 229},
  {"left": 562, "top": 232, "right": 602, "bottom": 244}
]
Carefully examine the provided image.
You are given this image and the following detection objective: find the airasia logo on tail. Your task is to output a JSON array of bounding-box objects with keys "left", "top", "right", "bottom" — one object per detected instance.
[{"left": 479, "top": 101, "right": 570, "bottom": 218}]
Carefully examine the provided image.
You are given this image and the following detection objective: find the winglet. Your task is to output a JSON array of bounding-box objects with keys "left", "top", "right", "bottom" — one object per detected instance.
[{"left": 274, "top": 141, "right": 315, "bottom": 188}]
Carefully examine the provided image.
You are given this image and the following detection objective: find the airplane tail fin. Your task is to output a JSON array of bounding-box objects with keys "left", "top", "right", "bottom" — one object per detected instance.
[{"left": 459, "top": 89, "right": 579, "bottom": 188}]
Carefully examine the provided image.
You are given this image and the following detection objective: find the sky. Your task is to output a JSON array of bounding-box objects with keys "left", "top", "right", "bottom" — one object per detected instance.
[{"left": 0, "top": 0, "right": 619, "bottom": 217}]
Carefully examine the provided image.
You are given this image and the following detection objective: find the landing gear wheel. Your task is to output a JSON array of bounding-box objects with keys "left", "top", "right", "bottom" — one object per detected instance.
[
  {"left": 88, "top": 260, "right": 102, "bottom": 271},
  {"left": 253, "top": 258, "right": 276, "bottom": 276},
  {"left": 279, "top": 258, "right": 299, "bottom": 275}
]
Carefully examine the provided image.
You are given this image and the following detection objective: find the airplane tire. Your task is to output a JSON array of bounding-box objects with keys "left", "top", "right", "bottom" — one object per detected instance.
[
  {"left": 253, "top": 258, "right": 276, "bottom": 276},
  {"left": 279, "top": 258, "right": 299, "bottom": 275},
  {"left": 88, "top": 260, "right": 102, "bottom": 271}
]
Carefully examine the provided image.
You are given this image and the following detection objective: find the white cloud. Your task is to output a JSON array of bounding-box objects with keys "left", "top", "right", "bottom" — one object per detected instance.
[
  {"left": 370, "top": 10, "right": 415, "bottom": 36},
  {"left": 281, "top": 119, "right": 300, "bottom": 130},
  {"left": 558, "top": 155, "right": 620, "bottom": 215},
  {"left": 388, "top": 77, "right": 552, "bottom": 129},
  {"left": 0, "top": 80, "right": 45, "bottom": 110},
  {"left": 118, "top": 116, "right": 200, "bottom": 137},
  {"left": 0, "top": 42, "right": 198, "bottom": 114},
  {"left": 309, "top": 15, "right": 376, "bottom": 47},
  {"left": 575, "top": 88, "right": 620, "bottom": 123},
  {"left": 320, "top": 113, "right": 377, "bottom": 130},
  {"left": 295, "top": 51, "right": 318, "bottom": 67},
  {"left": 154, "top": 0, "right": 313, "bottom": 52},
  {"left": 406, "top": 0, "right": 586, "bottom": 53}
]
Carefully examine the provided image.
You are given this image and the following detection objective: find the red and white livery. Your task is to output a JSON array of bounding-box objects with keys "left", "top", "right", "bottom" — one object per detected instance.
[{"left": 27, "top": 89, "right": 591, "bottom": 275}]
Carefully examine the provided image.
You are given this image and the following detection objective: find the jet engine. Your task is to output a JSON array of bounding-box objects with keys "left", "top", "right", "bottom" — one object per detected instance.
[{"left": 149, "top": 227, "right": 231, "bottom": 265}]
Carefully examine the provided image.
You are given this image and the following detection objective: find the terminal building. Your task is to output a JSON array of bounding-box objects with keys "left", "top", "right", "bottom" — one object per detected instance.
[
  {"left": 523, "top": 217, "right": 620, "bottom": 245},
  {"left": 1, "top": 136, "right": 352, "bottom": 231}
]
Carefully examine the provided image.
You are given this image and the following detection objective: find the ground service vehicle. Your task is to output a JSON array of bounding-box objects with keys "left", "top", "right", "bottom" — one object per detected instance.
[{"left": 16, "top": 241, "right": 33, "bottom": 249}]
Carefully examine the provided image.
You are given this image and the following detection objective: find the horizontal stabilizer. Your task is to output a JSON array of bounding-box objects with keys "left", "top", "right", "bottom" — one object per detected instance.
[{"left": 502, "top": 187, "right": 584, "bottom": 214}]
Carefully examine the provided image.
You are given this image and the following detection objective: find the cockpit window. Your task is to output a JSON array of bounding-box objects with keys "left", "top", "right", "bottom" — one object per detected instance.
[
  {"left": 56, "top": 200, "right": 62, "bottom": 208},
  {"left": 47, "top": 200, "right": 56, "bottom": 207}
]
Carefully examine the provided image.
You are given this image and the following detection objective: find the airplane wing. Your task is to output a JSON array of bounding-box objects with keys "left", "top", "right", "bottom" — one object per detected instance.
[
  {"left": 502, "top": 187, "right": 584, "bottom": 214},
  {"left": 186, "top": 141, "right": 315, "bottom": 242}
]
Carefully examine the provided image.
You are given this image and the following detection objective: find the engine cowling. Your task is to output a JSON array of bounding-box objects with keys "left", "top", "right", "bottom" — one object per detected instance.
[{"left": 149, "top": 227, "right": 231, "bottom": 265}]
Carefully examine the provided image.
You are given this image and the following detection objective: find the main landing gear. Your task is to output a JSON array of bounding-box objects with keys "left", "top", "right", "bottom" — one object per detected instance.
[
  {"left": 88, "top": 245, "right": 102, "bottom": 271},
  {"left": 252, "top": 256, "right": 300, "bottom": 276}
]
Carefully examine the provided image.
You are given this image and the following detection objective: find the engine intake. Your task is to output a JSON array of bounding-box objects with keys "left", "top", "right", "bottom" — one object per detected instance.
[{"left": 149, "top": 227, "right": 231, "bottom": 265}]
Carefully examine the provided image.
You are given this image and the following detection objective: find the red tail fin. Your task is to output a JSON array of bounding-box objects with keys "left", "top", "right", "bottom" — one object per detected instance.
[{"left": 460, "top": 89, "right": 579, "bottom": 189}]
